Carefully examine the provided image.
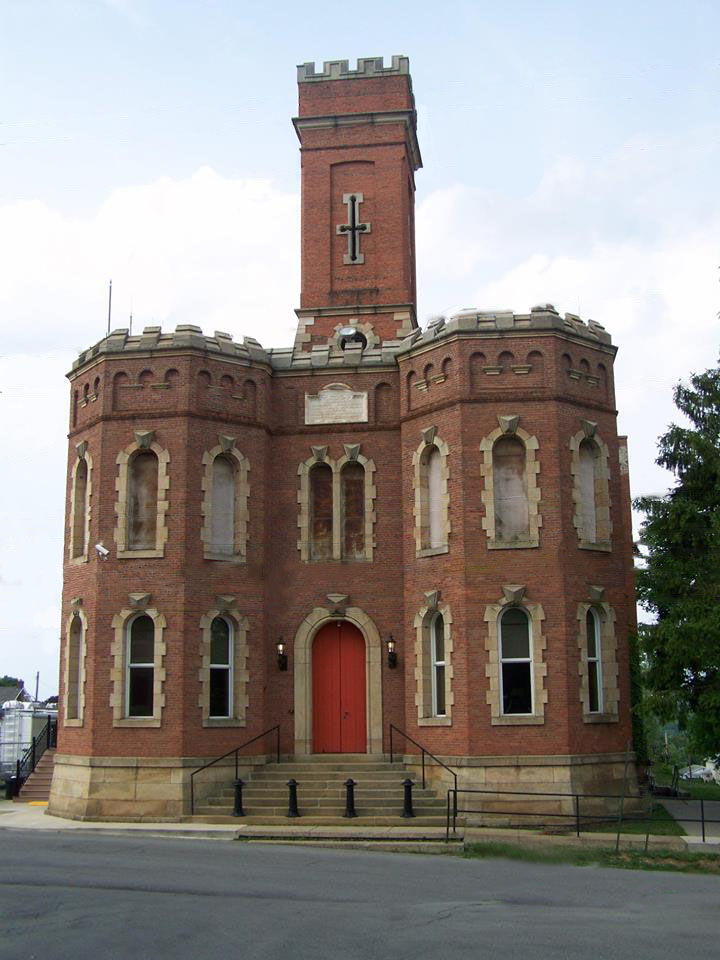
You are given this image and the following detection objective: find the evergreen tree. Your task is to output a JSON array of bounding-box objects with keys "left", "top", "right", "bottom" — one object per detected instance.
[{"left": 635, "top": 358, "right": 720, "bottom": 757}]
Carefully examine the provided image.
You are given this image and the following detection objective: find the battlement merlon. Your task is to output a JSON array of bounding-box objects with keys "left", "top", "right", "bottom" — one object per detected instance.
[
  {"left": 395, "top": 305, "right": 617, "bottom": 357},
  {"left": 68, "top": 324, "right": 270, "bottom": 378},
  {"left": 297, "top": 56, "right": 410, "bottom": 83}
]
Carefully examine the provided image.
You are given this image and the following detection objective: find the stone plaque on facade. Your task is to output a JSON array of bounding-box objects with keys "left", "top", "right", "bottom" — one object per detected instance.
[{"left": 305, "top": 383, "right": 368, "bottom": 425}]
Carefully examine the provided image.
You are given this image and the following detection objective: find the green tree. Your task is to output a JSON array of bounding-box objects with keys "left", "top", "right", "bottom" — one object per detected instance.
[{"left": 635, "top": 358, "right": 720, "bottom": 758}]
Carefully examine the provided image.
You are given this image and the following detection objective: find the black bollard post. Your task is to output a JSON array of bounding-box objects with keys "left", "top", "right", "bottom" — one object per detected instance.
[
  {"left": 402, "top": 778, "right": 415, "bottom": 818},
  {"left": 232, "top": 778, "right": 245, "bottom": 817},
  {"left": 344, "top": 778, "right": 358, "bottom": 818},
  {"left": 287, "top": 778, "right": 299, "bottom": 818}
]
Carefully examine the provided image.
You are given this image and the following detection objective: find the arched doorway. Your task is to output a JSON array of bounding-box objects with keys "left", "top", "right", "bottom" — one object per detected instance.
[{"left": 312, "top": 621, "right": 367, "bottom": 753}]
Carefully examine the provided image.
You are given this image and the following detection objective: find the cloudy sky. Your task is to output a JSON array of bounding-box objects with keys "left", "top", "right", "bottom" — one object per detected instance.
[{"left": 1, "top": 0, "right": 718, "bottom": 698}]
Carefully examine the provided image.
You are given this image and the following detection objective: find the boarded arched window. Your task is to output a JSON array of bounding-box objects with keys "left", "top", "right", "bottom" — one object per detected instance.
[
  {"left": 493, "top": 436, "right": 529, "bottom": 542},
  {"left": 310, "top": 463, "right": 333, "bottom": 560},
  {"left": 71, "top": 459, "right": 89, "bottom": 559},
  {"left": 66, "top": 614, "right": 82, "bottom": 720},
  {"left": 209, "top": 616, "right": 233, "bottom": 718},
  {"left": 341, "top": 462, "right": 365, "bottom": 559},
  {"left": 426, "top": 447, "right": 444, "bottom": 549},
  {"left": 127, "top": 451, "right": 158, "bottom": 550},
  {"left": 578, "top": 440, "right": 598, "bottom": 543},
  {"left": 211, "top": 455, "right": 235, "bottom": 556},
  {"left": 500, "top": 607, "right": 532, "bottom": 715},
  {"left": 431, "top": 613, "right": 446, "bottom": 717},
  {"left": 126, "top": 615, "right": 154, "bottom": 717}
]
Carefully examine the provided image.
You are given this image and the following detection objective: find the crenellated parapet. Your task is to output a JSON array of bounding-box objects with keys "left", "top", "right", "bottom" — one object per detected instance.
[
  {"left": 297, "top": 56, "right": 410, "bottom": 82},
  {"left": 70, "top": 325, "right": 270, "bottom": 375}
]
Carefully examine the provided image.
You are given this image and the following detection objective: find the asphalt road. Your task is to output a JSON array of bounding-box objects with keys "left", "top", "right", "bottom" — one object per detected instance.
[{"left": 0, "top": 831, "right": 718, "bottom": 960}]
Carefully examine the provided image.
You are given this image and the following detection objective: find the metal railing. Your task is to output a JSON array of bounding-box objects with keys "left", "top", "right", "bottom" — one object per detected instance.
[
  {"left": 189, "top": 725, "right": 281, "bottom": 815},
  {"left": 15, "top": 717, "right": 57, "bottom": 793},
  {"left": 388, "top": 724, "right": 458, "bottom": 797},
  {"left": 444, "top": 786, "right": 720, "bottom": 843}
]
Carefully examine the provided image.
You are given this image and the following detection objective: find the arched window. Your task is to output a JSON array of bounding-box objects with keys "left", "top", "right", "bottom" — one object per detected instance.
[
  {"left": 66, "top": 614, "right": 83, "bottom": 720},
  {"left": 500, "top": 607, "right": 532, "bottom": 715},
  {"left": 341, "top": 462, "right": 365, "bottom": 559},
  {"left": 310, "top": 463, "right": 333, "bottom": 560},
  {"left": 578, "top": 440, "right": 598, "bottom": 542},
  {"left": 71, "top": 458, "right": 89, "bottom": 559},
  {"left": 586, "top": 609, "right": 603, "bottom": 713},
  {"left": 431, "top": 613, "right": 446, "bottom": 717},
  {"left": 127, "top": 451, "right": 158, "bottom": 550},
  {"left": 426, "top": 447, "right": 444, "bottom": 549},
  {"left": 492, "top": 436, "right": 529, "bottom": 542},
  {"left": 210, "top": 455, "right": 235, "bottom": 556},
  {"left": 209, "top": 617, "right": 233, "bottom": 718},
  {"left": 126, "top": 615, "right": 155, "bottom": 717},
  {"left": 414, "top": 435, "right": 450, "bottom": 556}
]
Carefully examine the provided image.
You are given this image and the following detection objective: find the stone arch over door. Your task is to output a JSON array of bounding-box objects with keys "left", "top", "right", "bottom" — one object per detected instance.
[{"left": 293, "top": 605, "right": 383, "bottom": 755}]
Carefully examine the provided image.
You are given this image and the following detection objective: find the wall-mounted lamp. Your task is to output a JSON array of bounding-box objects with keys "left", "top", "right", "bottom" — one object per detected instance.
[
  {"left": 276, "top": 640, "right": 288, "bottom": 672},
  {"left": 386, "top": 635, "right": 397, "bottom": 669}
]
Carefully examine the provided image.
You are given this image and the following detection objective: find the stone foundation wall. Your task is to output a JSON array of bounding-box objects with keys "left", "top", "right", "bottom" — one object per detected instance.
[{"left": 48, "top": 753, "right": 270, "bottom": 821}]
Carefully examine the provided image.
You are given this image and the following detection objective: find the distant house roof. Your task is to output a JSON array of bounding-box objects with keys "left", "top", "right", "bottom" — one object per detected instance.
[{"left": 0, "top": 684, "right": 28, "bottom": 705}]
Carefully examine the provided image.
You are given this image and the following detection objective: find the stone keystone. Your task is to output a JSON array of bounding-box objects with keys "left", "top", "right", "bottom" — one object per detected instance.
[
  {"left": 219, "top": 435, "right": 236, "bottom": 453},
  {"left": 343, "top": 443, "right": 361, "bottom": 461},
  {"left": 421, "top": 426, "right": 437, "bottom": 446},
  {"left": 134, "top": 430, "right": 155, "bottom": 450},
  {"left": 312, "top": 445, "right": 329, "bottom": 462},
  {"left": 216, "top": 595, "right": 236, "bottom": 611},
  {"left": 75, "top": 440, "right": 88, "bottom": 458},
  {"left": 588, "top": 584, "right": 605, "bottom": 602},
  {"left": 497, "top": 415, "right": 520, "bottom": 435},
  {"left": 502, "top": 584, "right": 526, "bottom": 604},
  {"left": 424, "top": 589, "right": 441, "bottom": 610},
  {"left": 70, "top": 596, "right": 83, "bottom": 609},
  {"left": 326, "top": 593, "right": 348, "bottom": 615},
  {"left": 129, "top": 592, "right": 151, "bottom": 609},
  {"left": 581, "top": 419, "right": 598, "bottom": 439}
]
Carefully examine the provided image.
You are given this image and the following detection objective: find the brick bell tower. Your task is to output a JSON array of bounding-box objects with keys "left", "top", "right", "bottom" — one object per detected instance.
[{"left": 293, "top": 56, "right": 422, "bottom": 351}]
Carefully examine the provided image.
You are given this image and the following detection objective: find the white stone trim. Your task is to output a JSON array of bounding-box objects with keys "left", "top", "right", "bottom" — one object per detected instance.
[
  {"left": 484, "top": 590, "right": 547, "bottom": 725},
  {"left": 569, "top": 423, "right": 612, "bottom": 551},
  {"left": 200, "top": 439, "right": 250, "bottom": 562},
  {"left": 480, "top": 417, "right": 542, "bottom": 549},
  {"left": 110, "top": 606, "right": 167, "bottom": 727},
  {"left": 68, "top": 446, "right": 93, "bottom": 565},
  {"left": 198, "top": 603, "right": 249, "bottom": 727},
  {"left": 577, "top": 599, "right": 619, "bottom": 722},
  {"left": 413, "top": 597, "right": 454, "bottom": 726},
  {"left": 114, "top": 434, "right": 170, "bottom": 559},
  {"left": 412, "top": 428, "right": 451, "bottom": 557},
  {"left": 63, "top": 606, "right": 87, "bottom": 726}
]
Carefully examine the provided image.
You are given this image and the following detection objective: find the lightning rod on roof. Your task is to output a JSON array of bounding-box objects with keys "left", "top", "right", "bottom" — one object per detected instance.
[{"left": 107, "top": 279, "right": 112, "bottom": 335}]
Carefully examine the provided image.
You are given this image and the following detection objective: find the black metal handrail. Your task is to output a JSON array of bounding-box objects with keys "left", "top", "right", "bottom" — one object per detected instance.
[
  {"left": 444, "top": 785, "right": 720, "bottom": 843},
  {"left": 388, "top": 724, "right": 458, "bottom": 794},
  {"left": 189, "top": 725, "right": 281, "bottom": 815},
  {"left": 15, "top": 717, "right": 57, "bottom": 791}
]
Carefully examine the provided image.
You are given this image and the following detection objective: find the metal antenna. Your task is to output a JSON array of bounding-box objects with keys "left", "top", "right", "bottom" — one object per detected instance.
[{"left": 107, "top": 279, "right": 113, "bottom": 335}]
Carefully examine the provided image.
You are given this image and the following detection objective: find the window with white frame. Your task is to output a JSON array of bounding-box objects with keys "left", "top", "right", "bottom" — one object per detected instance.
[
  {"left": 66, "top": 614, "right": 83, "bottom": 720},
  {"left": 500, "top": 607, "right": 533, "bottom": 715},
  {"left": 431, "top": 613, "right": 446, "bottom": 716},
  {"left": 126, "top": 614, "right": 155, "bottom": 717},
  {"left": 209, "top": 616, "right": 233, "bottom": 718},
  {"left": 586, "top": 608, "right": 603, "bottom": 713}
]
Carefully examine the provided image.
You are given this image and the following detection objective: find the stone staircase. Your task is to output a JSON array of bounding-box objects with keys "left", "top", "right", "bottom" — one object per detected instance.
[
  {"left": 15, "top": 750, "right": 55, "bottom": 803},
  {"left": 190, "top": 755, "right": 452, "bottom": 826}
]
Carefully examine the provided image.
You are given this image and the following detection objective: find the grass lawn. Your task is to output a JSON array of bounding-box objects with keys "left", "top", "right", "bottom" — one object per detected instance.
[
  {"left": 464, "top": 841, "right": 720, "bottom": 875},
  {"left": 651, "top": 762, "right": 720, "bottom": 800},
  {"left": 582, "top": 802, "right": 685, "bottom": 837}
]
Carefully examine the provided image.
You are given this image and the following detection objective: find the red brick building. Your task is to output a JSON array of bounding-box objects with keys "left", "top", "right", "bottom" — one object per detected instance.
[{"left": 49, "top": 56, "right": 637, "bottom": 821}]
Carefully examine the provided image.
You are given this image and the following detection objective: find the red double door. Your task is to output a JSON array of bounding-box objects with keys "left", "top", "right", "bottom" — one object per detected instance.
[{"left": 312, "top": 621, "right": 367, "bottom": 753}]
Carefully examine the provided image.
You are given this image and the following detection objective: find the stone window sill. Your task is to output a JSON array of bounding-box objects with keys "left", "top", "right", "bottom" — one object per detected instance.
[
  {"left": 203, "top": 552, "right": 247, "bottom": 563},
  {"left": 578, "top": 541, "right": 612, "bottom": 553},
  {"left": 416, "top": 545, "right": 449, "bottom": 559},
  {"left": 487, "top": 540, "right": 539, "bottom": 551},
  {"left": 491, "top": 714, "right": 545, "bottom": 726},
  {"left": 113, "top": 717, "right": 162, "bottom": 728},
  {"left": 63, "top": 719, "right": 84, "bottom": 728},
  {"left": 203, "top": 718, "right": 248, "bottom": 728},
  {"left": 583, "top": 712, "right": 619, "bottom": 724},
  {"left": 418, "top": 716, "right": 452, "bottom": 727},
  {"left": 117, "top": 549, "right": 165, "bottom": 559},
  {"left": 68, "top": 556, "right": 89, "bottom": 566}
]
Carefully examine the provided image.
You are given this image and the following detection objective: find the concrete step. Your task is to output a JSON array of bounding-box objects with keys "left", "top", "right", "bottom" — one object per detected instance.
[
  {"left": 249, "top": 771, "right": 411, "bottom": 782},
  {"left": 195, "top": 803, "right": 447, "bottom": 818},
  {"left": 220, "top": 788, "right": 441, "bottom": 801},
  {"left": 189, "top": 813, "right": 450, "bottom": 826}
]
